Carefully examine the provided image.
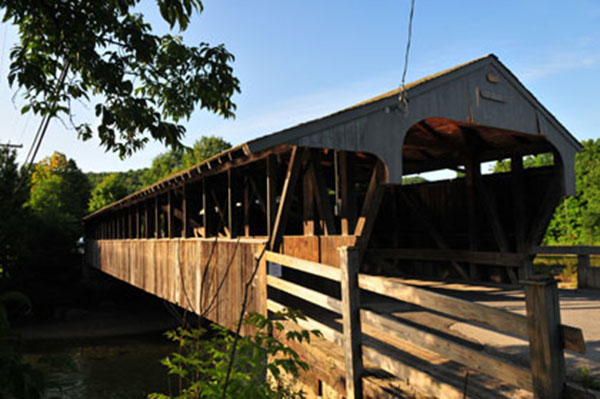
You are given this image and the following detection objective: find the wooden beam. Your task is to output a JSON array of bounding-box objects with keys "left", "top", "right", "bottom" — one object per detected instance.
[
  {"left": 526, "top": 170, "right": 562, "bottom": 249},
  {"left": 266, "top": 155, "right": 277, "bottom": 237},
  {"left": 355, "top": 161, "right": 385, "bottom": 261},
  {"left": 302, "top": 167, "right": 315, "bottom": 235},
  {"left": 201, "top": 180, "right": 208, "bottom": 237},
  {"left": 210, "top": 189, "right": 231, "bottom": 237},
  {"left": 308, "top": 150, "right": 337, "bottom": 235},
  {"left": 244, "top": 176, "right": 250, "bottom": 236},
  {"left": 228, "top": 169, "right": 235, "bottom": 238},
  {"left": 182, "top": 183, "right": 188, "bottom": 238},
  {"left": 270, "top": 147, "right": 304, "bottom": 251},
  {"left": 248, "top": 175, "right": 267, "bottom": 214},
  {"left": 465, "top": 156, "right": 479, "bottom": 280},
  {"left": 399, "top": 190, "right": 470, "bottom": 280},
  {"left": 360, "top": 309, "right": 533, "bottom": 390},
  {"left": 167, "top": 190, "right": 174, "bottom": 238},
  {"left": 366, "top": 248, "right": 526, "bottom": 267},
  {"left": 340, "top": 247, "right": 363, "bottom": 399},
  {"left": 264, "top": 250, "right": 341, "bottom": 282},
  {"left": 524, "top": 278, "right": 566, "bottom": 398},
  {"left": 340, "top": 151, "right": 357, "bottom": 235},
  {"left": 474, "top": 172, "right": 518, "bottom": 283},
  {"left": 154, "top": 196, "right": 159, "bottom": 238}
]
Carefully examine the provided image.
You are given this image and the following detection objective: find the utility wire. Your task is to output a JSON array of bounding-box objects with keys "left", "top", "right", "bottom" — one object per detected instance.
[
  {"left": 23, "top": 60, "right": 70, "bottom": 169},
  {"left": 398, "top": 0, "right": 416, "bottom": 113}
]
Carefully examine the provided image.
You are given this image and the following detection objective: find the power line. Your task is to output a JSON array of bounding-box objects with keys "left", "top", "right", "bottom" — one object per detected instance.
[
  {"left": 23, "top": 60, "right": 70, "bottom": 168},
  {"left": 398, "top": 0, "right": 416, "bottom": 113}
]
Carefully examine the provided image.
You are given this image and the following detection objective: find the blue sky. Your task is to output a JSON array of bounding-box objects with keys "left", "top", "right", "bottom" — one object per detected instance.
[{"left": 1, "top": 0, "right": 599, "bottom": 172}]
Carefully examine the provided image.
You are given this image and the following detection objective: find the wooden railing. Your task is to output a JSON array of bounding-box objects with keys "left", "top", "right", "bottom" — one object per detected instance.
[
  {"left": 264, "top": 249, "right": 587, "bottom": 399},
  {"left": 537, "top": 246, "right": 600, "bottom": 289}
]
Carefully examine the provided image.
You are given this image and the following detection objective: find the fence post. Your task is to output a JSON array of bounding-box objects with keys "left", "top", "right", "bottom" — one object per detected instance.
[
  {"left": 524, "top": 277, "right": 566, "bottom": 398},
  {"left": 339, "top": 246, "right": 363, "bottom": 399},
  {"left": 577, "top": 254, "right": 590, "bottom": 289}
]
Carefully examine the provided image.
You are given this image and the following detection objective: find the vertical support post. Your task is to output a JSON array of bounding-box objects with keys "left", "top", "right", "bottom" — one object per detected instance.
[
  {"left": 266, "top": 155, "right": 277, "bottom": 237},
  {"left": 465, "top": 157, "right": 479, "bottom": 280},
  {"left": 182, "top": 183, "right": 189, "bottom": 238},
  {"left": 303, "top": 169, "right": 315, "bottom": 235},
  {"left": 340, "top": 151, "right": 357, "bottom": 235},
  {"left": 136, "top": 204, "right": 140, "bottom": 238},
  {"left": 577, "top": 254, "right": 590, "bottom": 289},
  {"left": 339, "top": 246, "right": 363, "bottom": 399},
  {"left": 144, "top": 201, "right": 149, "bottom": 238},
  {"left": 202, "top": 180, "right": 208, "bottom": 237},
  {"left": 524, "top": 277, "right": 566, "bottom": 398},
  {"left": 154, "top": 196, "right": 159, "bottom": 238},
  {"left": 228, "top": 169, "right": 235, "bottom": 238},
  {"left": 167, "top": 190, "right": 174, "bottom": 238},
  {"left": 244, "top": 177, "right": 251, "bottom": 236}
]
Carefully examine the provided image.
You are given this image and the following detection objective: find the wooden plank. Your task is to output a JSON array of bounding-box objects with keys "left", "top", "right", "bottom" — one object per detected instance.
[
  {"left": 270, "top": 147, "right": 304, "bottom": 251},
  {"left": 339, "top": 246, "right": 363, "bottom": 399},
  {"left": 475, "top": 171, "right": 518, "bottom": 283},
  {"left": 578, "top": 254, "right": 591, "bottom": 289},
  {"left": 268, "top": 299, "right": 343, "bottom": 344},
  {"left": 399, "top": 190, "right": 470, "bottom": 280},
  {"left": 465, "top": 157, "right": 479, "bottom": 280},
  {"left": 367, "top": 248, "right": 525, "bottom": 267},
  {"left": 182, "top": 183, "right": 189, "bottom": 238},
  {"left": 308, "top": 150, "right": 337, "bottom": 235},
  {"left": 266, "top": 155, "right": 277, "bottom": 237},
  {"left": 524, "top": 277, "right": 566, "bottom": 398},
  {"left": 536, "top": 246, "right": 600, "bottom": 256},
  {"left": 155, "top": 196, "right": 159, "bottom": 238},
  {"left": 360, "top": 309, "right": 533, "bottom": 390},
  {"left": 266, "top": 275, "right": 341, "bottom": 314},
  {"left": 354, "top": 161, "right": 385, "bottom": 261},
  {"left": 243, "top": 177, "right": 250, "bottom": 236},
  {"left": 167, "top": 190, "right": 174, "bottom": 238},
  {"left": 360, "top": 341, "right": 466, "bottom": 399},
  {"left": 340, "top": 151, "right": 357, "bottom": 235},
  {"left": 227, "top": 169, "right": 234, "bottom": 238},
  {"left": 358, "top": 273, "right": 528, "bottom": 337},
  {"left": 302, "top": 170, "right": 315, "bottom": 235},
  {"left": 265, "top": 251, "right": 341, "bottom": 281}
]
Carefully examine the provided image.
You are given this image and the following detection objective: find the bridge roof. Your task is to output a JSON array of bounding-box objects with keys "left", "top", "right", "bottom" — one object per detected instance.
[{"left": 85, "top": 54, "right": 580, "bottom": 220}]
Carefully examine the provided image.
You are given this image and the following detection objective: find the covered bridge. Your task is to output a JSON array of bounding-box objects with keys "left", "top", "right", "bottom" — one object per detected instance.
[{"left": 84, "top": 55, "right": 587, "bottom": 398}]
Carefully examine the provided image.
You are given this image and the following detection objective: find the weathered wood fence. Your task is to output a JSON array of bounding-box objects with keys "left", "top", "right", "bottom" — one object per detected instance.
[
  {"left": 537, "top": 246, "right": 600, "bottom": 289},
  {"left": 266, "top": 248, "right": 587, "bottom": 399},
  {"left": 86, "top": 238, "right": 267, "bottom": 335}
]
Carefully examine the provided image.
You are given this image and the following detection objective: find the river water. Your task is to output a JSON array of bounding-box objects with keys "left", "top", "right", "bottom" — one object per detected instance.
[{"left": 24, "top": 334, "right": 177, "bottom": 399}]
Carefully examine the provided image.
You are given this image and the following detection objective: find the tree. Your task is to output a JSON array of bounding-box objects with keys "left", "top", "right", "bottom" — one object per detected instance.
[
  {"left": 546, "top": 140, "right": 600, "bottom": 245},
  {"left": 25, "top": 152, "right": 90, "bottom": 273},
  {"left": 182, "top": 136, "right": 232, "bottom": 168},
  {"left": 1, "top": 0, "right": 240, "bottom": 158},
  {"left": 0, "top": 148, "right": 30, "bottom": 278},
  {"left": 141, "top": 135, "right": 231, "bottom": 186},
  {"left": 88, "top": 173, "right": 129, "bottom": 213}
]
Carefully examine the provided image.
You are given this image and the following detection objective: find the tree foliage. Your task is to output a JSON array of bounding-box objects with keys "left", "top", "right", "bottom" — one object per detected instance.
[
  {"left": 546, "top": 140, "right": 600, "bottom": 245},
  {"left": 150, "top": 309, "right": 320, "bottom": 399},
  {"left": 141, "top": 135, "right": 231, "bottom": 186},
  {"left": 88, "top": 173, "right": 129, "bottom": 213},
  {"left": 1, "top": 0, "right": 240, "bottom": 157},
  {"left": 25, "top": 152, "right": 90, "bottom": 273},
  {"left": 0, "top": 148, "right": 31, "bottom": 279}
]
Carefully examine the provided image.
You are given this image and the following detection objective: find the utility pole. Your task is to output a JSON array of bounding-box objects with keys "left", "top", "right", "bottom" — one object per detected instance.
[{"left": 0, "top": 143, "right": 23, "bottom": 148}]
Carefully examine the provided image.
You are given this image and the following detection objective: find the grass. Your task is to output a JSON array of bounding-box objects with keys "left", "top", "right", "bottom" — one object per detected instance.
[{"left": 575, "top": 366, "right": 600, "bottom": 391}]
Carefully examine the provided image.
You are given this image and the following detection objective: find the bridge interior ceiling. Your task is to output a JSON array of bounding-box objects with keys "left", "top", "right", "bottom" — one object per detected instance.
[{"left": 84, "top": 116, "right": 564, "bottom": 283}]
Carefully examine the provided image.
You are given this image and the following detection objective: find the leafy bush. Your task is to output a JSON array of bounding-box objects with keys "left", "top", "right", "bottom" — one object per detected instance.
[{"left": 149, "top": 308, "right": 320, "bottom": 399}]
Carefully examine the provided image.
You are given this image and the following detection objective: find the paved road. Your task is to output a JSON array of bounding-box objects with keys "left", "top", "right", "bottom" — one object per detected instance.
[{"left": 439, "top": 284, "right": 600, "bottom": 377}]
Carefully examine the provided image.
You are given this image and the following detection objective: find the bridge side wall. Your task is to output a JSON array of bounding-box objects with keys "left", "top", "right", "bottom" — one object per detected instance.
[{"left": 86, "top": 238, "right": 267, "bottom": 334}]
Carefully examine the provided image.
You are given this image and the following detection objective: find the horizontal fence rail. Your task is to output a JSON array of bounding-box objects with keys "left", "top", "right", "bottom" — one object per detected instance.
[{"left": 264, "top": 248, "right": 589, "bottom": 399}]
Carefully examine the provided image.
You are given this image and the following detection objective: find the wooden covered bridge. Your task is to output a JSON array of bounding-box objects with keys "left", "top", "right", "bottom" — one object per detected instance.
[{"left": 84, "top": 55, "right": 590, "bottom": 398}]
